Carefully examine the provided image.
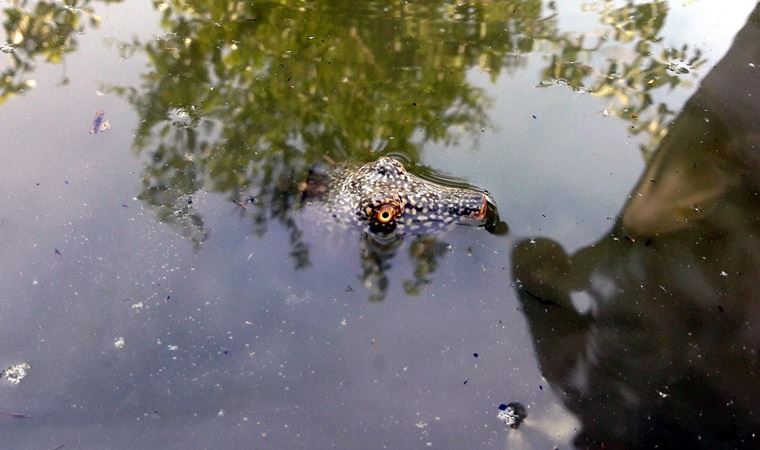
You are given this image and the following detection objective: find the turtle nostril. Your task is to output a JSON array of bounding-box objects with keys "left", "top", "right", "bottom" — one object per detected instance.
[{"left": 470, "top": 194, "right": 488, "bottom": 220}]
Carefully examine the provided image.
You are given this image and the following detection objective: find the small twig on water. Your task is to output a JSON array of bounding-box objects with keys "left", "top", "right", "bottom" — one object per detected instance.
[{"left": 0, "top": 411, "right": 28, "bottom": 419}]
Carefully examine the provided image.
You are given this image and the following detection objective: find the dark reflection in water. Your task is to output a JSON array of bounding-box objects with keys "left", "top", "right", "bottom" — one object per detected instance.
[{"left": 513, "top": 6, "right": 760, "bottom": 448}]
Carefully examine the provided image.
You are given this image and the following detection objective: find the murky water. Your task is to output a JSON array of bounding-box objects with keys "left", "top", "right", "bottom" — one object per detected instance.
[{"left": 1, "top": 1, "right": 759, "bottom": 448}]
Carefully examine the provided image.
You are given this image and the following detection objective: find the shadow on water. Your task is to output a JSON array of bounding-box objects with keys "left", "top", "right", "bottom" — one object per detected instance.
[{"left": 512, "top": 5, "right": 760, "bottom": 448}]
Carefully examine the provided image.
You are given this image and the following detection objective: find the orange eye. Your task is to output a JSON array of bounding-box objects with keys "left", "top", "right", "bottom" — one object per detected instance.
[{"left": 375, "top": 204, "right": 398, "bottom": 224}]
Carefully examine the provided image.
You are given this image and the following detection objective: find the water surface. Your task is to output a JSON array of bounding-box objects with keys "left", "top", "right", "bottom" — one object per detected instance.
[{"left": 1, "top": 1, "right": 759, "bottom": 448}]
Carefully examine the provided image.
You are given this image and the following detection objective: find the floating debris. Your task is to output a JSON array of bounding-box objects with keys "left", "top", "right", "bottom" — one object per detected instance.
[
  {"left": 89, "top": 110, "right": 111, "bottom": 134},
  {"left": 232, "top": 195, "right": 255, "bottom": 209},
  {"left": 497, "top": 402, "right": 527, "bottom": 429},
  {"left": 114, "top": 337, "right": 126, "bottom": 349},
  {"left": 168, "top": 106, "right": 198, "bottom": 128},
  {"left": 2, "top": 362, "right": 31, "bottom": 385},
  {"left": 285, "top": 290, "right": 316, "bottom": 305},
  {"left": 667, "top": 60, "right": 692, "bottom": 74}
]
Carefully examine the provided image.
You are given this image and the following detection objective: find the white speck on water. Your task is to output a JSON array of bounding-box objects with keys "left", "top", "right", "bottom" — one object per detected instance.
[
  {"left": 285, "top": 290, "right": 315, "bottom": 305},
  {"left": 415, "top": 421, "right": 428, "bottom": 429},
  {"left": 0, "top": 42, "right": 14, "bottom": 53},
  {"left": 167, "top": 345, "right": 179, "bottom": 351},
  {"left": 114, "top": 337, "right": 126, "bottom": 349},
  {"left": 2, "top": 362, "right": 31, "bottom": 385},
  {"left": 749, "top": 63, "right": 756, "bottom": 68},
  {"left": 340, "top": 318, "right": 347, "bottom": 327},
  {"left": 657, "top": 390, "right": 669, "bottom": 398},
  {"left": 217, "top": 409, "right": 225, "bottom": 417},
  {"left": 247, "top": 252, "right": 254, "bottom": 261},
  {"left": 602, "top": 108, "right": 609, "bottom": 116},
  {"left": 131, "top": 301, "right": 144, "bottom": 310},
  {"left": 720, "top": 271, "right": 728, "bottom": 277}
]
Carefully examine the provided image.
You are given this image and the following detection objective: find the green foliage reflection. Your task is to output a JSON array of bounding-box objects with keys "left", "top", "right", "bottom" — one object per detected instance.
[
  {"left": 0, "top": 0, "right": 119, "bottom": 104},
  {"left": 2, "top": 0, "right": 711, "bottom": 299},
  {"left": 539, "top": 0, "right": 705, "bottom": 157}
]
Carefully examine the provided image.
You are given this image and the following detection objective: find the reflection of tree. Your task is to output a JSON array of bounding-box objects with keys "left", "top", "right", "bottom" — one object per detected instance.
[
  {"left": 512, "top": 5, "right": 760, "bottom": 447},
  {"left": 121, "top": 0, "right": 542, "bottom": 245},
  {"left": 0, "top": 0, "right": 119, "bottom": 104},
  {"left": 118, "top": 0, "right": 711, "bottom": 299},
  {"left": 2, "top": 0, "right": 713, "bottom": 299},
  {"left": 539, "top": 0, "right": 706, "bottom": 157},
  {"left": 110, "top": 0, "right": 547, "bottom": 296}
]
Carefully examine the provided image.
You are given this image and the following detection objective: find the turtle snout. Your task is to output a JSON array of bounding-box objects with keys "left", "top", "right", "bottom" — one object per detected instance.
[
  {"left": 470, "top": 193, "right": 489, "bottom": 221},
  {"left": 452, "top": 191, "right": 491, "bottom": 221}
]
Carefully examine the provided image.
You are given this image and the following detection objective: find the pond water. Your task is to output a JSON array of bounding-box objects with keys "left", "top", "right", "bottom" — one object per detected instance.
[{"left": 1, "top": 1, "right": 759, "bottom": 449}]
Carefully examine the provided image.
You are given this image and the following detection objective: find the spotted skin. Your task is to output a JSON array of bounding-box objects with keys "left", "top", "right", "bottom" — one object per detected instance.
[{"left": 305, "top": 157, "right": 493, "bottom": 236}]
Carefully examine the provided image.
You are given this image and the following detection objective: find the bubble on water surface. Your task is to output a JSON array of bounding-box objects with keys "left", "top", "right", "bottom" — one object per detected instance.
[
  {"left": 2, "top": 362, "right": 31, "bottom": 385},
  {"left": 667, "top": 60, "right": 692, "bottom": 74},
  {"left": 497, "top": 402, "right": 527, "bottom": 429}
]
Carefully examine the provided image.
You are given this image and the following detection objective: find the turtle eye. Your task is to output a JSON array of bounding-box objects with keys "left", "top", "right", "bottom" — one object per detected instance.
[{"left": 375, "top": 204, "right": 398, "bottom": 224}]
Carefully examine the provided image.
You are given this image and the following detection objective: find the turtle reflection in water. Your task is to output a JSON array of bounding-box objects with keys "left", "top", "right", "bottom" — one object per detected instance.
[{"left": 300, "top": 156, "right": 504, "bottom": 237}]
